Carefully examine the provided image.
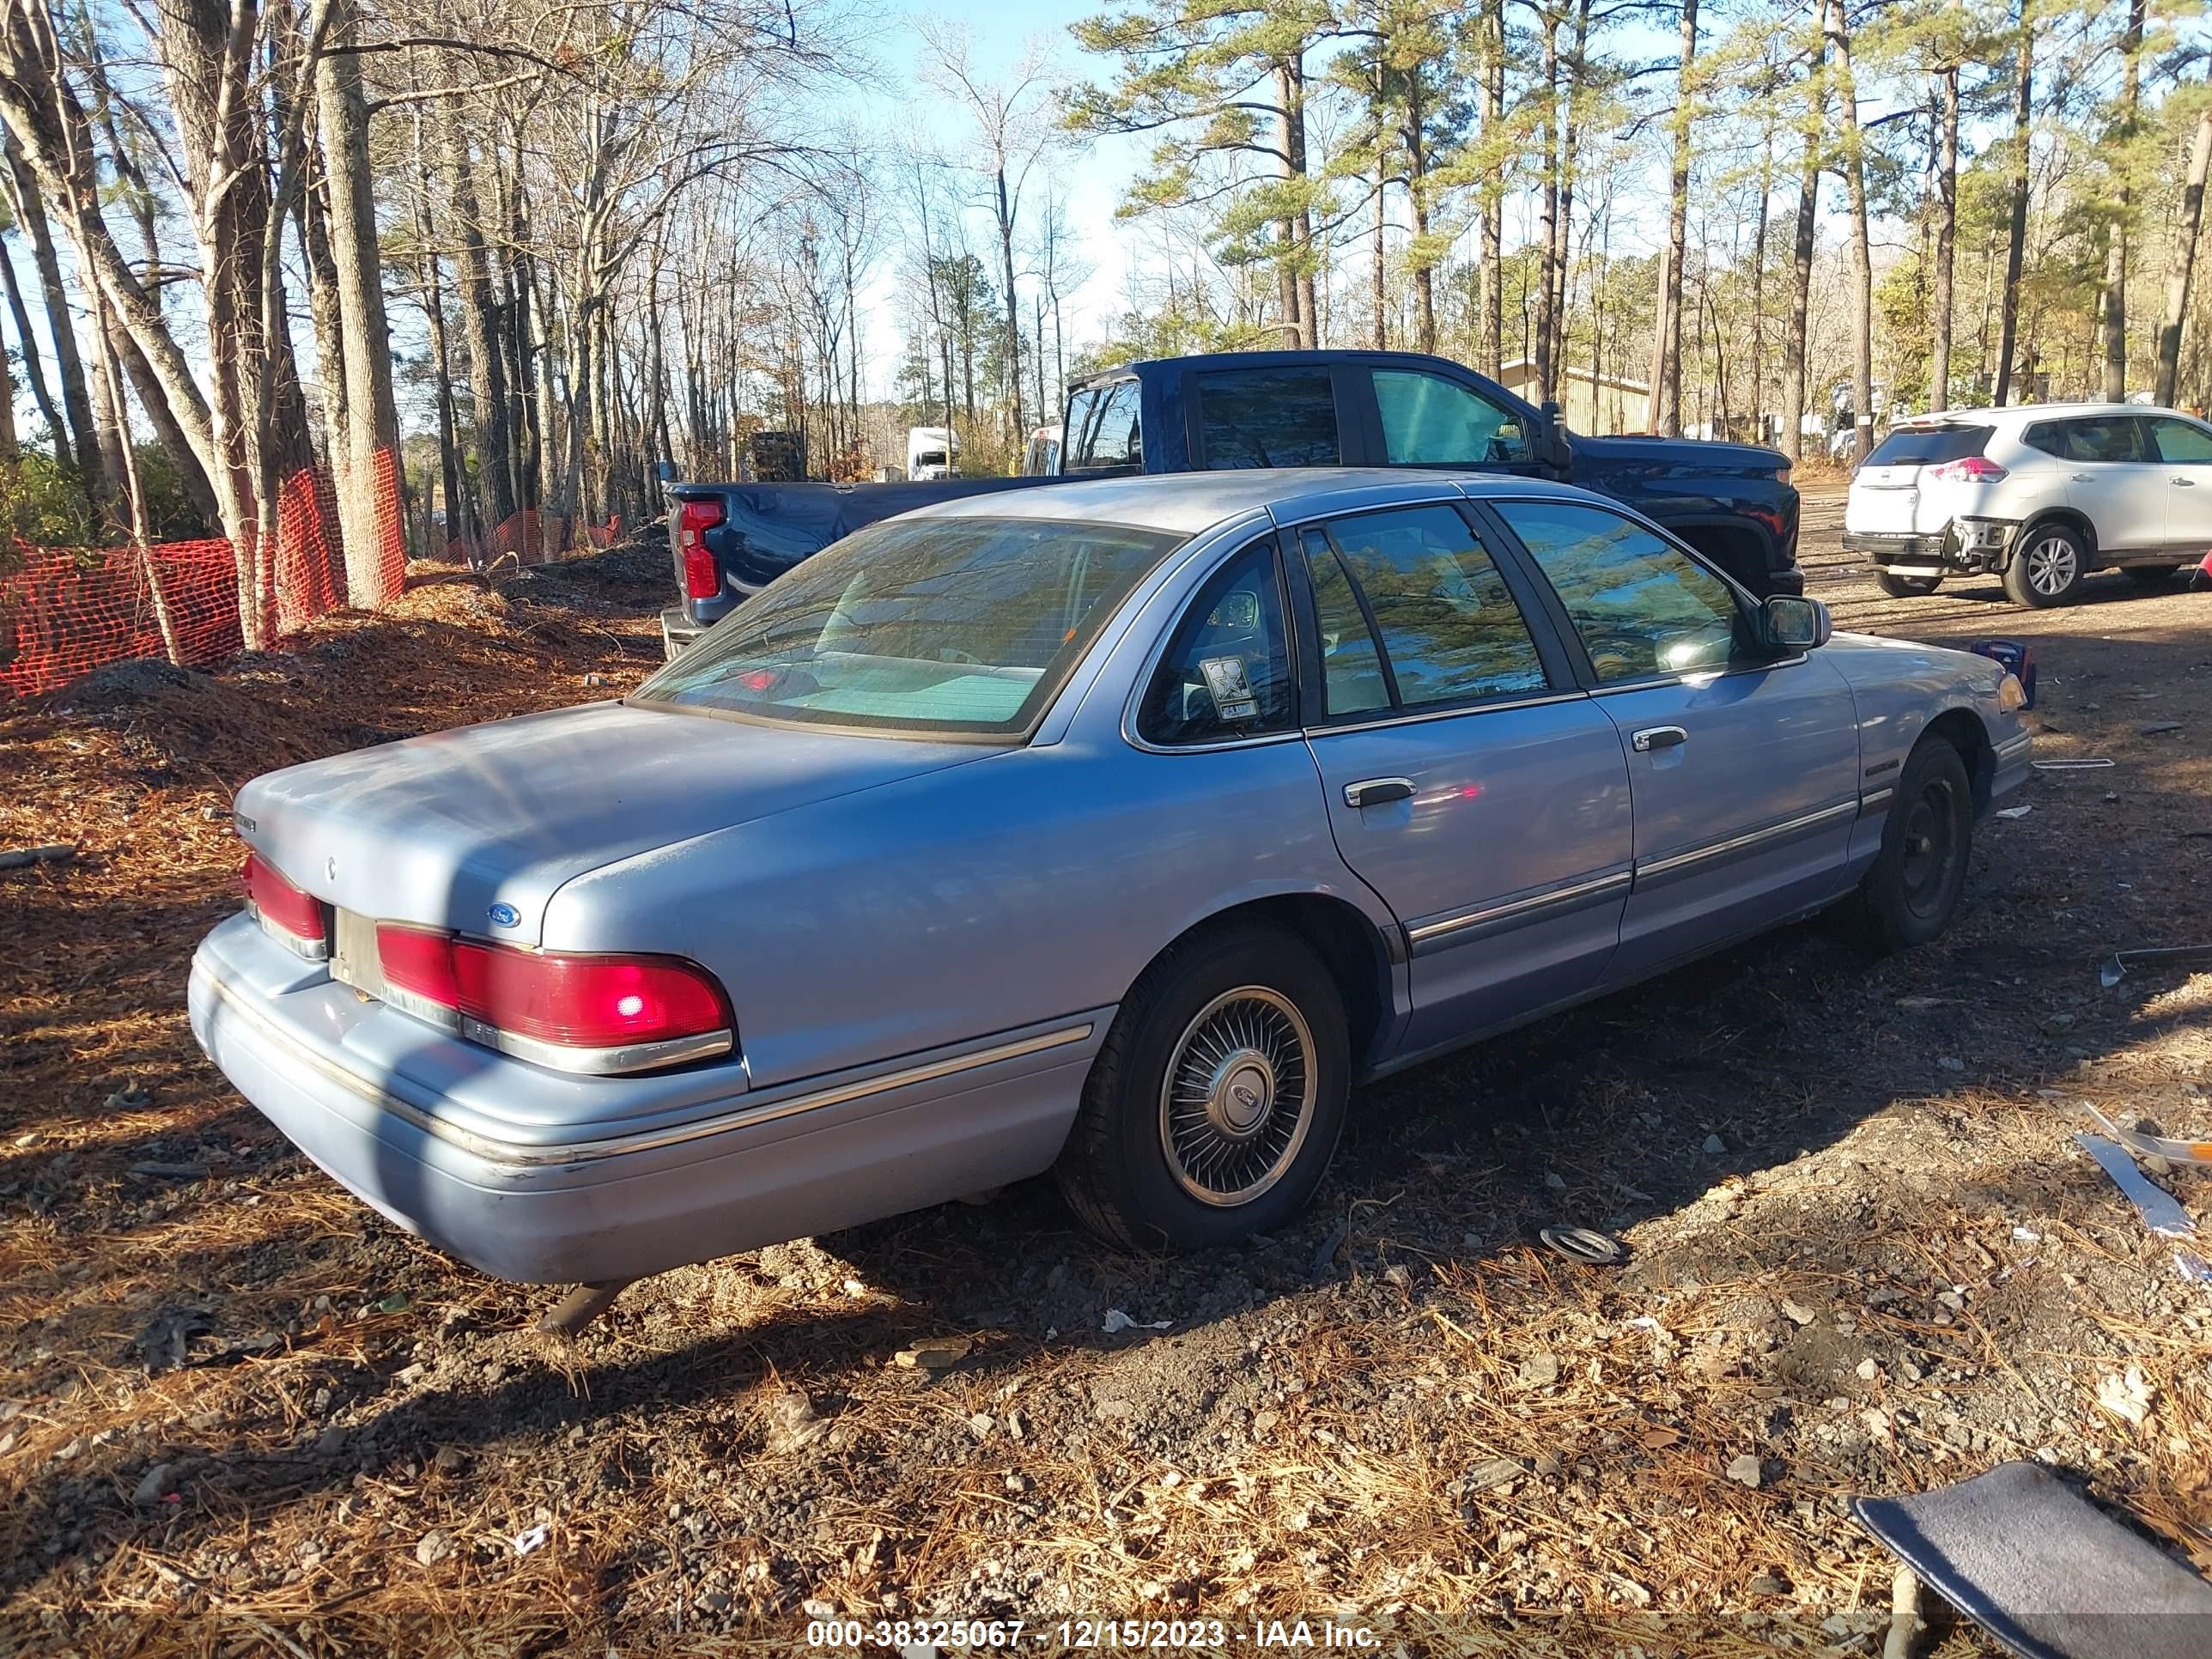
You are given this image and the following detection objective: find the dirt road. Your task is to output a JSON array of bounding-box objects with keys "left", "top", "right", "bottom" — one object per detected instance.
[{"left": 3, "top": 499, "right": 2208, "bottom": 1655}]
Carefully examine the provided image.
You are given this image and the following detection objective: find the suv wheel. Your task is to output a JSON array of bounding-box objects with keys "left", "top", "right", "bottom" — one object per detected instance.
[
  {"left": 2004, "top": 526, "right": 2087, "bottom": 607},
  {"left": 1875, "top": 572, "right": 1942, "bottom": 599},
  {"left": 1057, "top": 926, "right": 1348, "bottom": 1252},
  {"left": 1856, "top": 738, "right": 1973, "bottom": 951}
]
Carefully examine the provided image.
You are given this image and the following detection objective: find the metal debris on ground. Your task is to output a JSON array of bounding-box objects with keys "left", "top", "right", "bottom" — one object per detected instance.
[
  {"left": 2082, "top": 1105, "right": 2212, "bottom": 1169},
  {"left": 1537, "top": 1225, "right": 1630, "bottom": 1266},
  {"left": 2077, "top": 1136, "right": 2196, "bottom": 1239},
  {"left": 533, "top": 1279, "right": 632, "bottom": 1336},
  {"left": 1995, "top": 805, "right": 2033, "bottom": 819},
  {"left": 2033, "top": 757, "right": 2114, "bottom": 770},
  {"left": 2097, "top": 942, "right": 2212, "bottom": 987},
  {"left": 1101, "top": 1309, "right": 1171, "bottom": 1334},
  {"left": 1855, "top": 1460, "right": 2212, "bottom": 1659}
]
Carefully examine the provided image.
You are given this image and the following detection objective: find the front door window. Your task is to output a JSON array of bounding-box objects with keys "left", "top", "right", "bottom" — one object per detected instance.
[{"left": 1492, "top": 501, "right": 1745, "bottom": 682}]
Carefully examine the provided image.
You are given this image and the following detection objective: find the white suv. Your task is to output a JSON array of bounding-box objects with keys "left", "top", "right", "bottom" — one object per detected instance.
[{"left": 1844, "top": 403, "right": 2212, "bottom": 606}]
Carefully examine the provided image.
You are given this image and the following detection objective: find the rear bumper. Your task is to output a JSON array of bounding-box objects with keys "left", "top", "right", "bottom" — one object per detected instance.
[
  {"left": 1847, "top": 520, "right": 2015, "bottom": 575},
  {"left": 1989, "top": 729, "right": 2033, "bottom": 816},
  {"left": 188, "top": 914, "right": 1102, "bottom": 1284},
  {"left": 659, "top": 606, "right": 705, "bottom": 658}
]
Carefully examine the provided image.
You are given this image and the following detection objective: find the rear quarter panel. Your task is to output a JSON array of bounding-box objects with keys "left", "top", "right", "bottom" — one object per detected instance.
[{"left": 539, "top": 734, "right": 1375, "bottom": 1089}]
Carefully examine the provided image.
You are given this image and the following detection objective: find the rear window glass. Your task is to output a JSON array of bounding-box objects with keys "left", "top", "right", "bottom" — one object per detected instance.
[
  {"left": 1064, "top": 380, "right": 1142, "bottom": 474},
  {"left": 635, "top": 517, "right": 1177, "bottom": 736},
  {"left": 1863, "top": 425, "right": 1990, "bottom": 466},
  {"left": 1198, "top": 368, "right": 1340, "bottom": 469}
]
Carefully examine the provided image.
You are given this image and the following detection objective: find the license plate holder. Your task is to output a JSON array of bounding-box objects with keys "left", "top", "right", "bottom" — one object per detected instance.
[{"left": 329, "top": 908, "right": 388, "bottom": 1000}]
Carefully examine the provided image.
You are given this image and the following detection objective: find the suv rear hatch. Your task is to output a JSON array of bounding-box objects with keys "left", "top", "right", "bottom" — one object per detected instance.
[{"left": 1847, "top": 423, "right": 1996, "bottom": 537}]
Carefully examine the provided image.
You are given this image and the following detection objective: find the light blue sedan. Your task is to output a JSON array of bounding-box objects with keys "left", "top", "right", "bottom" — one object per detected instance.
[{"left": 189, "top": 471, "right": 2031, "bottom": 1283}]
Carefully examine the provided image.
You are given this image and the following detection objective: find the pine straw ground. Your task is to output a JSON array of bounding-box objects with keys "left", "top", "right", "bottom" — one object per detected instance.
[{"left": 2, "top": 504, "right": 2210, "bottom": 1658}]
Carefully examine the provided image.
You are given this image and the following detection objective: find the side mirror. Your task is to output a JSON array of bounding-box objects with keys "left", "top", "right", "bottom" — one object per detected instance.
[{"left": 1762, "top": 594, "right": 1831, "bottom": 652}]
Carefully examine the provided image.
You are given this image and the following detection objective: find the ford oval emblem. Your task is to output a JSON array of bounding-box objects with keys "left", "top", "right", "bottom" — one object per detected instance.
[{"left": 488, "top": 902, "right": 521, "bottom": 929}]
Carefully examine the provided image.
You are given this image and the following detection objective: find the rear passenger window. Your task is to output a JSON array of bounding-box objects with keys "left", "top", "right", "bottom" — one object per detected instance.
[
  {"left": 2022, "top": 422, "right": 2065, "bottom": 458},
  {"left": 1297, "top": 529, "right": 1392, "bottom": 718},
  {"left": 1138, "top": 543, "right": 1295, "bottom": 745},
  {"left": 1310, "top": 506, "right": 1548, "bottom": 709},
  {"left": 1375, "top": 370, "right": 1531, "bottom": 465},
  {"left": 2062, "top": 417, "right": 2145, "bottom": 464},
  {"left": 1197, "top": 368, "right": 1340, "bottom": 469}
]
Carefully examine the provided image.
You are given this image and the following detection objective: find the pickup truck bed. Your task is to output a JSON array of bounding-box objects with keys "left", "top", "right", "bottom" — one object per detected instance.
[{"left": 665, "top": 349, "right": 1800, "bottom": 654}]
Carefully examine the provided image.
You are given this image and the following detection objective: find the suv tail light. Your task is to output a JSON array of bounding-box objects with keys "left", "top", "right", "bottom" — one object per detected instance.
[
  {"left": 242, "top": 853, "right": 327, "bottom": 959},
  {"left": 678, "top": 498, "right": 725, "bottom": 600},
  {"left": 374, "top": 924, "right": 733, "bottom": 1074},
  {"left": 1929, "top": 455, "right": 2008, "bottom": 483}
]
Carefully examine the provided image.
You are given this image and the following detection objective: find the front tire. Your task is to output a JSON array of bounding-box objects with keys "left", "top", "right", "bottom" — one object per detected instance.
[
  {"left": 1856, "top": 739, "right": 1973, "bottom": 952},
  {"left": 2004, "top": 526, "right": 2087, "bottom": 607},
  {"left": 1875, "top": 571, "right": 1943, "bottom": 599},
  {"left": 1056, "top": 926, "right": 1349, "bottom": 1252}
]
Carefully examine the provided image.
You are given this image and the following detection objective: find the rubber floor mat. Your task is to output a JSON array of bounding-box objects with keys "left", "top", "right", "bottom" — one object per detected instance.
[{"left": 1853, "top": 1461, "right": 2212, "bottom": 1659}]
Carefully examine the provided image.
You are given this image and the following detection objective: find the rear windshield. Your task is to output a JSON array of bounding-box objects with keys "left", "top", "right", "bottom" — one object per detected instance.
[
  {"left": 1864, "top": 424, "right": 1991, "bottom": 466},
  {"left": 1062, "top": 380, "right": 1143, "bottom": 475},
  {"left": 632, "top": 516, "right": 1180, "bottom": 737}
]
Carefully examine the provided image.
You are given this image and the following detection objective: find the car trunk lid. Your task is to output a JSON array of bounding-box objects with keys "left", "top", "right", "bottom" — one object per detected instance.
[
  {"left": 233, "top": 700, "right": 987, "bottom": 945},
  {"left": 1846, "top": 422, "right": 1995, "bottom": 538}
]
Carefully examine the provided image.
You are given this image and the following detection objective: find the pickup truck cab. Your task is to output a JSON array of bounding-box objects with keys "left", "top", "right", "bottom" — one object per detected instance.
[{"left": 665, "top": 350, "right": 1802, "bottom": 656}]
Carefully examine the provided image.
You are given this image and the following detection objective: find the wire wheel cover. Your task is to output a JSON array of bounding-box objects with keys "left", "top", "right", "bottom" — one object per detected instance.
[{"left": 1158, "top": 986, "right": 1317, "bottom": 1206}]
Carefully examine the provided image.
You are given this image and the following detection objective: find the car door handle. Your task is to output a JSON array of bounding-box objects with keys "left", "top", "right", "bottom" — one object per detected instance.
[
  {"left": 1632, "top": 726, "right": 1689, "bottom": 753},
  {"left": 2176, "top": 477, "right": 2197, "bottom": 486},
  {"left": 1343, "top": 777, "right": 1415, "bottom": 809},
  {"left": 2070, "top": 473, "right": 2094, "bottom": 482}
]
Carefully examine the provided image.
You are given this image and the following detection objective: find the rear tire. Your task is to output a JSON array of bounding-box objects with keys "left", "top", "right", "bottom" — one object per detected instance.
[
  {"left": 1875, "top": 572, "right": 1942, "bottom": 599},
  {"left": 2003, "top": 526, "right": 2087, "bottom": 607},
  {"left": 1056, "top": 925, "right": 1349, "bottom": 1253},
  {"left": 1856, "top": 738, "right": 1974, "bottom": 952}
]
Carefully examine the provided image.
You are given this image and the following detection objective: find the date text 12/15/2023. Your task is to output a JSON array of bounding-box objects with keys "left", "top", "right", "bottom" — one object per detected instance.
[{"left": 804, "top": 1619, "right": 1382, "bottom": 1650}]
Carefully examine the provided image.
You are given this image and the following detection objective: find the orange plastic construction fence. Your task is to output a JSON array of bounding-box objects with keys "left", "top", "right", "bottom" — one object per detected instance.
[{"left": 0, "top": 450, "right": 407, "bottom": 700}]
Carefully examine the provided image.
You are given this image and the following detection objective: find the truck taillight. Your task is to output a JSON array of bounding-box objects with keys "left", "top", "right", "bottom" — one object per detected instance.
[
  {"left": 374, "top": 924, "right": 733, "bottom": 1074},
  {"left": 678, "top": 498, "right": 724, "bottom": 600},
  {"left": 242, "top": 853, "right": 327, "bottom": 959},
  {"left": 1929, "top": 455, "right": 2007, "bottom": 483}
]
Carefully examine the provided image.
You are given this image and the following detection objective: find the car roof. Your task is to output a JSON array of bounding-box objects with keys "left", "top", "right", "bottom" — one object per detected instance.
[
  {"left": 899, "top": 468, "right": 1613, "bottom": 537},
  {"left": 1905, "top": 402, "right": 2179, "bottom": 427}
]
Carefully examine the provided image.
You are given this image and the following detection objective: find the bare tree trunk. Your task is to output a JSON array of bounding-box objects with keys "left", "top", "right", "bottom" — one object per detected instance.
[
  {"left": 92, "top": 293, "right": 179, "bottom": 665},
  {"left": 1751, "top": 120, "right": 1771, "bottom": 441},
  {"left": 1650, "top": 0, "right": 1698, "bottom": 434},
  {"left": 1995, "top": 8, "right": 2033, "bottom": 404},
  {"left": 1781, "top": 27, "right": 1825, "bottom": 465},
  {"left": 1551, "top": 0, "right": 1589, "bottom": 388},
  {"left": 1826, "top": 0, "right": 1874, "bottom": 461},
  {"left": 1478, "top": 0, "right": 1504, "bottom": 375},
  {"left": 1931, "top": 64, "right": 1958, "bottom": 411},
  {"left": 2156, "top": 103, "right": 2212, "bottom": 407},
  {"left": 994, "top": 164, "right": 1024, "bottom": 443},
  {"left": 2099, "top": 0, "right": 2145, "bottom": 402},
  {"left": 439, "top": 88, "right": 515, "bottom": 533},
  {"left": 0, "top": 228, "right": 62, "bottom": 445},
  {"left": 1, "top": 131, "right": 103, "bottom": 499},
  {"left": 1534, "top": 3, "right": 1560, "bottom": 402},
  {"left": 315, "top": 0, "right": 399, "bottom": 604},
  {"left": 1273, "top": 62, "right": 1303, "bottom": 346},
  {"left": 106, "top": 307, "right": 217, "bottom": 526},
  {"left": 1371, "top": 68, "right": 1388, "bottom": 352}
]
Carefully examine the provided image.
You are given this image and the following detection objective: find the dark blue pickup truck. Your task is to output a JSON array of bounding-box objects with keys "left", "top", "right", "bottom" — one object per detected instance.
[{"left": 663, "top": 349, "right": 1802, "bottom": 654}]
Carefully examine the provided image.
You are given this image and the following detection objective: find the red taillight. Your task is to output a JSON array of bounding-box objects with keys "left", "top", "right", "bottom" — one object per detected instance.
[
  {"left": 454, "top": 944, "right": 728, "bottom": 1049},
  {"left": 376, "top": 923, "right": 459, "bottom": 1008},
  {"left": 374, "top": 924, "right": 731, "bottom": 1071},
  {"left": 678, "top": 499, "right": 724, "bottom": 600},
  {"left": 1929, "top": 455, "right": 2007, "bottom": 483},
  {"left": 242, "top": 853, "right": 326, "bottom": 955}
]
